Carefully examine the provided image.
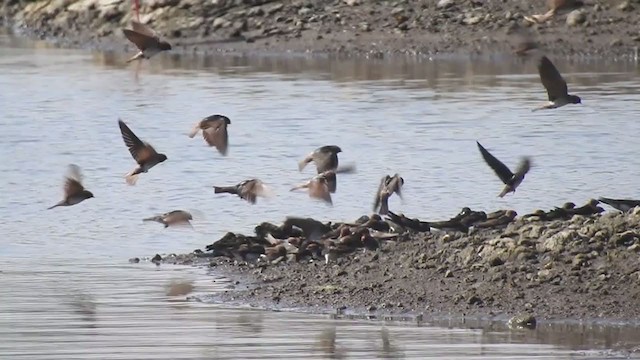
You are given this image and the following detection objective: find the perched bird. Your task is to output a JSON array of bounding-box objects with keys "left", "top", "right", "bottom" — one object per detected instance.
[
  {"left": 188, "top": 114, "right": 231, "bottom": 156},
  {"left": 598, "top": 197, "right": 640, "bottom": 213},
  {"left": 118, "top": 119, "right": 167, "bottom": 185},
  {"left": 524, "top": 0, "right": 584, "bottom": 24},
  {"left": 298, "top": 145, "right": 342, "bottom": 173},
  {"left": 291, "top": 171, "right": 336, "bottom": 205},
  {"left": 373, "top": 174, "right": 404, "bottom": 215},
  {"left": 48, "top": 164, "right": 94, "bottom": 209},
  {"left": 213, "top": 179, "right": 271, "bottom": 204},
  {"left": 473, "top": 210, "right": 517, "bottom": 228},
  {"left": 568, "top": 199, "right": 604, "bottom": 216},
  {"left": 122, "top": 20, "right": 172, "bottom": 63},
  {"left": 476, "top": 141, "right": 531, "bottom": 198},
  {"left": 143, "top": 210, "right": 193, "bottom": 228},
  {"left": 533, "top": 56, "right": 581, "bottom": 111}
]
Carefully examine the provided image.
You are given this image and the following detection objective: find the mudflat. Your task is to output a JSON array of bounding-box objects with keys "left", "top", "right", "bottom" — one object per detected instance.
[{"left": 2, "top": 0, "right": 639, "bottom": 58}]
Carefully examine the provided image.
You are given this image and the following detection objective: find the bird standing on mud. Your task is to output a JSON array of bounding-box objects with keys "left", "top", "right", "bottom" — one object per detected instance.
[
  {"left": 213, "top": 179, "right": 271, "bottom": 204},
  {"left": 533, "top": 56, "right": 581, "bottom": 111},
  {"left": 48, "top": 164, "right": 94, "bottom": 209},
  {"left": 122, "top": 21, "right": 172, "bottom": 63},
  {"left": 188, "top": 114, "right": 231, "bottom": 156},
  {"left": 524, "top": 0, "right": 584, "bottom": 24},
  {"left": 373, "top": 174, "right": 404, "bottom": 215},
  {"left": 476, "top": 141, "right": 531, "bottom": 198},
  {"left": 118, "top": 119, "right": 168, "bottom": 185},
  {"left": 299, "top": 145, "right": 343, "bottom": 173}
]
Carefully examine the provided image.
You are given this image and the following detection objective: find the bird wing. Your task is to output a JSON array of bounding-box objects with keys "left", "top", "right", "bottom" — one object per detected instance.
[
  {"left": 514, "top": 157, "right": 532, "bottom": 178},
  {"left": 202, "top": 119, "right": 229, "bottom": 155},
  {"left": 122, "top": 29, "right": 158, "bottom": 51},
  {"left": 118, "top": 119, "right": 158, "bottom": 164},
  {"left": 313, "top": 152, "right": 338, "bottom": 173},
  {"left": 476, "top": 141, "right": 514, "bottom": 185},
  {"left": 63, "top": 164, "right": 85, "bottom": 197},
  {"left": 389, "top": 174, "right": 404, "bottom": 198},
  {"left": 130, "top": 20, "right": 159, "bottom": 38},
  {"left": 373, "top": 175, "right": 390, "bottom": 211},
  {"left": 309, "top": 178, "right": 332, "bottom": 205},
  {"left": 163, "top": 210, "right": 191, "bottom": 224},
  {"left": 538, "top": 56, "right": 569, "bottom": 101}
]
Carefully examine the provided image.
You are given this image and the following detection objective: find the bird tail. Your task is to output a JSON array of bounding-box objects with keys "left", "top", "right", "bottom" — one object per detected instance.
[
  {"left": 378, "top": 197, "right": 389, "bottom": 215},
  {"left": 143, "top": 216, "right": 162, "bottom": 223},
  {"left": 290, "top": 183, "right": 309, "bottom": 192},
  {"left": 188, "top": 124, "right": 200, "bottom": 138},
  {"left": 125, "top": 171, "right": 139, "bottom": 186},
  {"left": 47, "top": 202, "right": 62, "bottom": 210},
  {"left": 498, "top": 186, "right": 512, "bottom": 198},
  {"left": 126, "top": 51, "right": 145, "bottom": 63},
  {"left": 213, "top": 186, "right": 237, "bottom": 194}
]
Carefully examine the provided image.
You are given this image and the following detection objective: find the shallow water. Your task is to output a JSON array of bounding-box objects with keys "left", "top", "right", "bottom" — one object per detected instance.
[{"left": 1, "top": 33, "right": 640, "bottom": 359}]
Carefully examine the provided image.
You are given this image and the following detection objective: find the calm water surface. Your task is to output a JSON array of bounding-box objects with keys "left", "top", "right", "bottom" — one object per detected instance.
[{"left": 1, "top": 33, "right": 640, "bottom": 359}]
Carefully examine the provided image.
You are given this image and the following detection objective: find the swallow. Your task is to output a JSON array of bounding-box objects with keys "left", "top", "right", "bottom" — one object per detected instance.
[
  {"left": 118, "top": 119, "right": 167, "bottom": 185},
  {"left": 524, "top": 0, "right": 584, "bottom": 24},
  {"left": 373, "top": 174, "right": 404, "bottom": 215},
  {"left": 143, "top": 210, "right": 193, "bottom": 228},
  {"left": 298, "top": 145, "right": 342, "bottom": 173},
  {"left": 476, "top": 141, "right": 531, "bottom": 197},
  {"left": 568, "top": 199, "right": 604, "bottom": 216},
  {"left": 48, "top": 164, "right": 94, "bottom": 209},
  {"left": 533, "top": 56, "right": 582, "bottom": 111},
  {"left": 290, "top": 171, "right": 334, "bottom": 205},
  {"left": 473, "top": 210, "right": 517, "bottom": 228},
  {"left": 598, "top": 197, "right": 640, "bottom": 213},
  {"left": 283, "top": 217, "right": 332, "bottom": 241},
  {"left": 188, "top": 114, "right": 231, "bottom": 156},
  {"left": 213, "top": 179, "right": 271, "bottom": 204},
  {"left": 386, "top": 211, "right": 430, "bottom": 232},
  {"left": 122, "top": 20, "right": 172, "bottom": 63}
]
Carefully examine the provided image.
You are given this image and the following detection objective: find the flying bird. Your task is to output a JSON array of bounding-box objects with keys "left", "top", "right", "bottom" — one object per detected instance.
[
  {"left": 188, "top": 114, "right": 231, "bottom": 156},
  {"left": 48, "top": 164, "right": 94, "bottom": 209},
  {"left": 373, "top": 174, "right": 404, "bottom": 215},
  {"left": 524, "top": 0, "right": 584, "bottom": 24},
  {"left": 122, "top": 20, "right": 172, "bottom": 63},
  {"left": 291, "top": 171, "right": 336, "bottom": 205},
  {"left": 533, "top": 56, "right": 581, "bottom": 111},
  {"left": 476, "top": 141, "right": 531, "bottom": 198},
  {"left": 299, "top": 145, "right": 342, "bottom": 173},
  {"left": 143, "top": 210, "right": 193, "bottom": 228},
  {"left": 118, "top": 119, "right": 168, "bottom": 185},
  {"left": 598, "top": 197, "right": 640, "bottom": 213},
  {"left": 213, "top": 179, "right": 271, "bottom": 204}
]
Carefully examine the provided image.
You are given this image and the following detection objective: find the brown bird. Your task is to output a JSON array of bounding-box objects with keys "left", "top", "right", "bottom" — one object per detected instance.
[
  {"left": 473, "top": 210, "right": 518, "bottom": 228},
  {"left": 524, "top": 0, "right": 584, "bottom": 24},
  {"left": 477, "top": 141, "right": 531, "bottom": 198},
  {"left": 290, "top": 170, "right": 340, "bottom": 205},
  {"left": 511, "top": 28, "right": 539, "bottom": 56},
  {"left": 373, "top": 174, "right": 404, "bottom": 215},
  {"left": 122, "top": 20, "right": 172, "bottom": 63},
  {"left": 533, "top": 56, "right": 581, "bottom": 111},
  {"left": 213, "top": 179, "right": 271, "bottom": 204},
  {"left": 48, "top": 164, "right": 94, "bottom": 209},
  {"left": 188, "top": 114, "right": 231, "bottom": 156},
  {"left": 118, "top": 119, "right": 167, "bottom": 185},
  {"left": 143, "top": 210, "right": 193, "bottom": 228},
  {"left": 298, "top": 145, "right": 342, "bottom": 173}
]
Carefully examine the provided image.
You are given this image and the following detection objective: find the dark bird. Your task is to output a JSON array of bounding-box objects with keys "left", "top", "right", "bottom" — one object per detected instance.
[
  {"left": 188, "top": 114, "right": 231, "bottom": 156},
  {"left": 282, "top": 217, "right": 332, "bottom": 241},
  {"left": 48, "top": 164, "right": 94, "bottom": 209},
  {"left": 598, "top": 197, "right": 640, "bottom": 213},
  {"left": 122, "top": 20, "right": 172, "bottom": 63},
  {"left": 373, "top": 174, "right": 404, "bottom": 215},
  {"left": 476, "top": 141, "right": 531, "bottom": 198},
  {"left": 213, "top": 179, "right": 271, "bottom": 204},
  {"left": 118, "top": 119, "right": 167, "bottom": 185},
  {"left": 533, "top": 56, "right": 581, "bottom": 111},
  {"left": 568, "top": 199, "right": 604, "bottom": 216},
  {"left": 298, "top": 145, "right": 342, "bottom": 173},
  {"left": 473, "top": 210, "right": 517, "bottom": 229},
  {"left": 524, "top": 0, "right": 584, "bottom": 24},
  {"left": 386, "top": 211, "right": 430, "bottom": 232},
  {"left": 143, "top": 210, "right": 193, "bottom": 228}
]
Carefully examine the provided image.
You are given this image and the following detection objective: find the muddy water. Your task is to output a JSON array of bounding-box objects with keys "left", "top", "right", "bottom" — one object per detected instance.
[{"left": 1, "top": 32, "right": 640, "bottom": 359}]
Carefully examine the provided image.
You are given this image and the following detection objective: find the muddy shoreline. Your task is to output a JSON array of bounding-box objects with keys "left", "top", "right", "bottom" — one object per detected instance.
[
  {"left": 2, "top": 0, "right": 640, "bottom": 59},
  {"left": 146, "top": 200, "right": 640, "bottom": 328}
]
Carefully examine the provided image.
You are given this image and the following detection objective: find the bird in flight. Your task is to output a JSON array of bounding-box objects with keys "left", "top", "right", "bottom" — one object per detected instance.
[
  {"left": 213, "top": 179, "right": 272, "bottom": 204},
  {"left": 188, "top": 114, "right": 231, "bottom": 156},
  {"left": 48, "top": 164, "right": 94, "bottom": 209},
  {"left": 533, "top": 56, "right": 581, "bottom": 111},
  {"left": 476, "top": 141, "right": 532, "bottom": 198},
  {"left": 122, "top": 21, "right": 172, "bottom": 63},
  {"left": 118, "top": 119, "right": 168, "bottom": 185},
  {"left": 373, "top": 174, "right": 404, "bottom": 215}
]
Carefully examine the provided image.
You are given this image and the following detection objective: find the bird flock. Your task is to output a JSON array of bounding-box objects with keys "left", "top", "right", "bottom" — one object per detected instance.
[{"left": 49, "top": 19, "right": 634, "bottom": 236}]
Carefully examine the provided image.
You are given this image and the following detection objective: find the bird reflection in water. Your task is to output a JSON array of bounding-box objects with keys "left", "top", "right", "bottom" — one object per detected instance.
[
  {"left": 67, "top": 291, "right": 98, "bottom": 329},
  {"left": 316, "top": 327, "right": 346, "bottom": 359},
  {"left": 378, "top": 327, "right": 405, "bottom": 359}
]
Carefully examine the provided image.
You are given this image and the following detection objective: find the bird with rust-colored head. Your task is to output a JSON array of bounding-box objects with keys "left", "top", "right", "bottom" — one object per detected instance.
[
  {"left": 188, "top": 114, "right": 231, "bottom": 156},
  {"left": 118, "top": 119, "right": 167, "bottom": 185}
]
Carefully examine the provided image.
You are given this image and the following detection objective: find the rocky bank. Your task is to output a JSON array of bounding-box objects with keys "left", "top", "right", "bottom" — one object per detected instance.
[
  {"left": 2, "top": 0, "right": 640, "bottom": 57},
  {"left": 151, "top": 200, "right": 640, "bottom": 324}
]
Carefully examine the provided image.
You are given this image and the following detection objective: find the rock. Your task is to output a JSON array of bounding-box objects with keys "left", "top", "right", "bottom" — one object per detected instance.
[
  {"left": 541, "top": 230, "right": 576, "bottom": 252},
  {"left": 617, "top": 1, "right": 633, "bottom": 11},
  {"left": 129, "top": 257, "right": 140, "bottom": 263},
  {"left": 344, "top": 0, "right": 360, "bottom": 5},
  {"left": 298, "top": 7, "right": 311, "bottom": 16},
  {"left": 147, "top": 0, "right": 178, "bottom": 9},
  {"left": 464, "top": 15, "right": 482, "bottom": 25},
  {"left": 467, "top": 294, "right": 483, "bottom": 305},
  {"left": 212, "top": 17, "right": 231, "bottom": 29},
  {"left": 437, "top": 0, "right": 455, "bottom": 9},
  {"left": 507, "top": 314, "right": 537, "bottom": 329},
  {"left": 488, "top": 256, "right": 504, "bottom": 267},
  {"left": 566, "top": 10, "right": 586, "bottom": 26}
]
